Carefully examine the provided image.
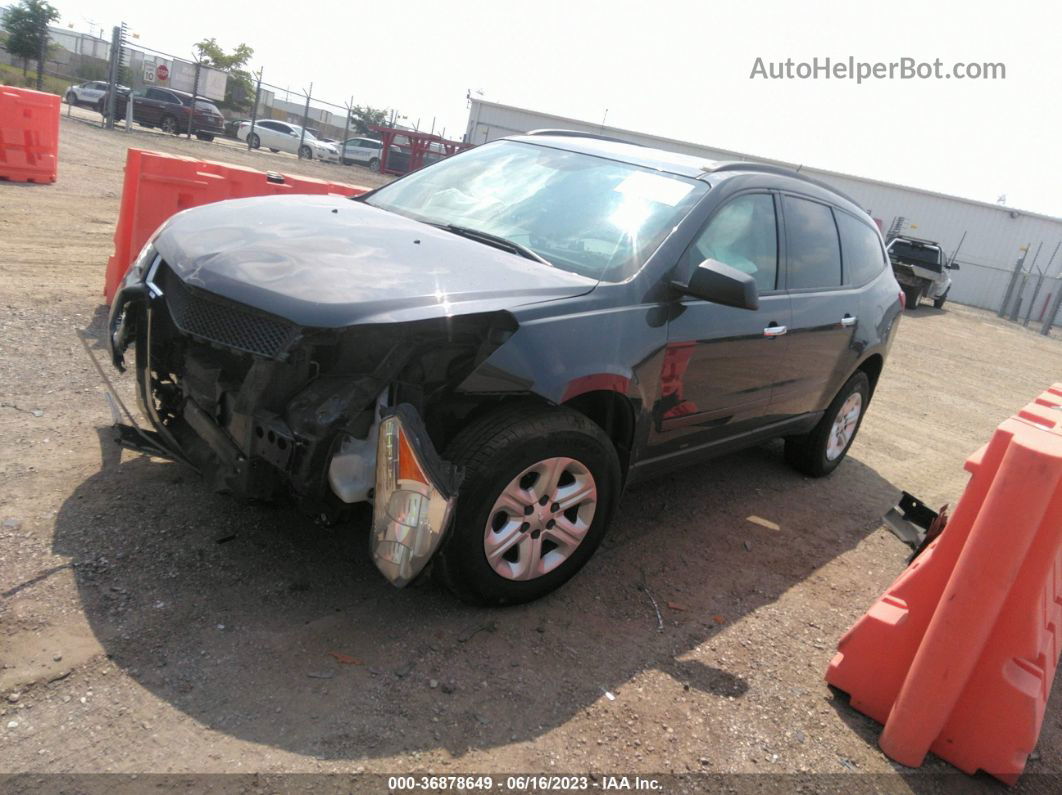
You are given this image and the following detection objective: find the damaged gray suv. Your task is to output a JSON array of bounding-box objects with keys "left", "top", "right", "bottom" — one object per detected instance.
[{"left": 104, "top": 131, "right": 902, "bottom": 604}]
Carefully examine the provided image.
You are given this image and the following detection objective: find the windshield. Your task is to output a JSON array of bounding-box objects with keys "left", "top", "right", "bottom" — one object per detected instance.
[{"left": 364, "top": 140, "right": 708, "bottom": 281}]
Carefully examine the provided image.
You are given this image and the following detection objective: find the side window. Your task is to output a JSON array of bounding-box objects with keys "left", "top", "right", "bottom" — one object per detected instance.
[
  {"left": 783, "top": 196, "right": 842, "bottom": 290},
  {"left": 681, "top": 193, "right": 778, "bottom": 293},
  {"left": 836, "top": 211, "right": 886, "bottom": 285},
  {"left": 145, "top": 88, "right": 162, "bottom": 101},
  {"left": 259, "top": 121, "right": 278, "bottom": 131}
]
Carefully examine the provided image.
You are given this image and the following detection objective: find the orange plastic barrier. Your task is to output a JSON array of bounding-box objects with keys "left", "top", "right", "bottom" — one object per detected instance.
[
  {"left": 104, "top": 148, "right": 370, "bottom": 302},
  {"left": 0, "top": 85, "right": 60, "bottom": 183},
  {"left": 827, "top": 384, "right": 1062, "bottom": 784}
]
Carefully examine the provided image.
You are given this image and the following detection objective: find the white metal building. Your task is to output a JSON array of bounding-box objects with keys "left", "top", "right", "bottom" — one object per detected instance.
[{"left": 465, "top": 100, "right": 1062, "bottom": 328}]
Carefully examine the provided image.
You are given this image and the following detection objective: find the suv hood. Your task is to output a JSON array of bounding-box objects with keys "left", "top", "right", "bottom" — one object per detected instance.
[{"left": 152, "top": 195, "right": 596, "bottom": 327}]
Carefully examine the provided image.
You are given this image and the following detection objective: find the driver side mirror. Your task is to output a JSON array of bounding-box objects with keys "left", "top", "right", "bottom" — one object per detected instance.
[{"left": 672, "top": 259, "right": 759, "bottom": 310}]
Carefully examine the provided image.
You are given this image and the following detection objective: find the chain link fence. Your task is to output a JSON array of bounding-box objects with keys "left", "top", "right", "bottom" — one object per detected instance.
[{"left": 2, "top": 19, "right": 465, "bottom": 171}]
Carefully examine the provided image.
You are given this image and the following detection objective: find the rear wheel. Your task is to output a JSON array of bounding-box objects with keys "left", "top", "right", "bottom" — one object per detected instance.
[
  {"left": 368, "top": 157, "right": 380, "bottom": 172},
  {"left": 269, "top": 148, "right": 279, "bottom": 153},
  {"left": 784, "top": 371, "right": 870, "bottom": 477},
  {"left": 160, "top": 115, "right": 179, "bottom": 135},
  {"left": 902, "top": 284, "right": 923, "bottom": 309},
  {"left": 433, "top": 405, "right": 620, "bottom": 605},
  {"left": 65, "top": 92, "right": 77, "bottom": 105},
  {"left": 196, "top": 133, "right": 214, "bottom": 142}
]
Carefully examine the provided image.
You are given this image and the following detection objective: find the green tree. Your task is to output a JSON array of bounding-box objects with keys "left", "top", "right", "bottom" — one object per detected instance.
[
  {"left": 1, "top": 0, "right": 60, "bottom": 89},
  {"left": 349, "top": 104, "right": 389, "bottom": 135},
  {"left": 194, "top": 37, "right": 254, "bottom": 111}
]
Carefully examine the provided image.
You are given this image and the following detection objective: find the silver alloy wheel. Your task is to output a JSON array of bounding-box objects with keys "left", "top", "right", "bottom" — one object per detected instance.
[
  {"left": 483, "top": 457, "right": 597, "bottom": 581},
  {"left": 826, "top": 392, "right": 862, "bottom": 461}
]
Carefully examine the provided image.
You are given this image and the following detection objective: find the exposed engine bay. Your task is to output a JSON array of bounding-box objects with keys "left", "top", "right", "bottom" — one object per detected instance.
[{"left": 108, "top": 256, "right": 515, "bottom": 520}]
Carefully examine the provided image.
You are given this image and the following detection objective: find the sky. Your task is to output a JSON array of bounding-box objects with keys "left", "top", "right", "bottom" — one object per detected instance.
[{"left": 51, "top": 0, "right": 1061, "bottom": 217}]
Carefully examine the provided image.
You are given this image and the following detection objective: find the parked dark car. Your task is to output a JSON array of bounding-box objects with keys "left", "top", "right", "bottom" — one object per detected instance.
[
  {"left": 99, "top": 87, "right": 226, "bottom": 140},
  {"left": 104, "top": 132, "right": 903, "bottom": 604}
]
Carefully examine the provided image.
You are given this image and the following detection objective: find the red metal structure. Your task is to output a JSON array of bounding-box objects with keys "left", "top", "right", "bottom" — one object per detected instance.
[{"left": 370, "top": 125, "right": 472, "bottom": 176}]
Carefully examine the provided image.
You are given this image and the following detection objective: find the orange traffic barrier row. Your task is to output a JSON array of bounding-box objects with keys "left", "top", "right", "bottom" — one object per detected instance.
[
  {"left": 0, "top": 85, "right": 60, "bottom": 183},
  {"left": 827, "top": 383, "right": 1062, "bottom": 785},
  {"left": 104, "top": 148, "right": 370, "bottom": 303}
]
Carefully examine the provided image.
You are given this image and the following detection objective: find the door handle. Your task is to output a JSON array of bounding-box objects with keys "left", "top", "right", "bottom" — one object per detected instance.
[
  {"left": 840, "top": 314, "right": 857, "bottom": 327},
  {"left": 763, "top": 324, "right": 787, "bottom": 337}
]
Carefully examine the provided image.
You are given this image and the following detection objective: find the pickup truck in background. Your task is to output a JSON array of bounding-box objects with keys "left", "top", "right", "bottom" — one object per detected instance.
[{"left": 886, "top": 235, "right": 960, "bottom": 309}]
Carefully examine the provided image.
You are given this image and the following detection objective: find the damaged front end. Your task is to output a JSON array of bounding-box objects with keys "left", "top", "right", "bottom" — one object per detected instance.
[{"left": 101, "top": 249, "right": 516, "bottom": 585}]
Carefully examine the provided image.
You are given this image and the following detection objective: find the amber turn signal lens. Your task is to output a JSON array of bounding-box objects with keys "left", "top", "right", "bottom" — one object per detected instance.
[{"left": 397, "top": 428, "right": 427, "bottom": 484}]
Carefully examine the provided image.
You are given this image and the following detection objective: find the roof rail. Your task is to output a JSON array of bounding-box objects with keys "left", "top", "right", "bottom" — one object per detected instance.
[
  {"left": 525, "top": 129, "right": 642, "bottom": 146},
  {"left": 706, "top": 161, "right": 864, "bottom": 209}
]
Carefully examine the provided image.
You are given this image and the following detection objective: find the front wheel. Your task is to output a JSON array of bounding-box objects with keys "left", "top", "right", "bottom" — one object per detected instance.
[
  {"left": 432, "top": 405, "right": 621, "bottom": 605},
  {"left": 299, "top": 144, "right": 313, "bottom": 159},
  {"left": 784, "top": 371, "right": 870, "bottom": 477},
  {"left": 933, "top": 288, "right": 949, "bottom": 309}
]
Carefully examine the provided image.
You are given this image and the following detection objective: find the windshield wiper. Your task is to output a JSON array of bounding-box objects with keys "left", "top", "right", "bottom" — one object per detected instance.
[{"left": 438, "top": 224, "right": 553, "bottom": 267}]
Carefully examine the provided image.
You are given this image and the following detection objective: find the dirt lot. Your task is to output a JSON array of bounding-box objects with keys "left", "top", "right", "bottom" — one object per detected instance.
[{"left": 1, "top": 116, "right": 1060, "bottom": 789}]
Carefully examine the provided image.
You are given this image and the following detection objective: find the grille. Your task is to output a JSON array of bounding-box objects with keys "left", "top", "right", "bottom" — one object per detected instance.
[{"left": 157, "top": 264, "right": 298, "bottom": 359}]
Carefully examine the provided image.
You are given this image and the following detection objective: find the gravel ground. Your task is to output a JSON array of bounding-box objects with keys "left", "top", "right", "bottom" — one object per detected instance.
[{"left": 1, "top": 116, "right": 1060, "bottom": 789}]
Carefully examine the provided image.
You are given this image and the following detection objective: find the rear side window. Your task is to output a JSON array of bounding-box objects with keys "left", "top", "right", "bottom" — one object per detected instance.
[
  {"left": 682, "top": 193, "right": 778, "bottom": 293},
  {"left": 836, "top": 211, "right": 886, "bottom": 285},
  {"left": 783, "top": 196, "right": 842, "bottom": 290}
]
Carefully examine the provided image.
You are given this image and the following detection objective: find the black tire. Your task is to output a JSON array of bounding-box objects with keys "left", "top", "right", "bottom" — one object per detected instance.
[
  {"left": 784, "top": 371, "right": 870, "bottom": 478},
  {"left": 196, "top": 133, "right": 214, "bottom": 142},
  {"left": 160, "top": 115, "right": 179, "bottom": 135},
  {"left": 368, "top": 157, "right": 380, "bottom": 172},
  {"left": 432, "top": 404, "right": 621, "bottom": 605},
  {"left": 269, "top": 148, "right": 278, "bottom": 153},
  {"left": 902, "top": 284, "right": 923, "bottom": 310},
  {"left": 933, "top": 289, "right": 949, "bottom": 309},
  {"left": 341, "top": 158, "right": 353, "bottom": 166},
  {"left": 65, "top": 92, "right": 77, "bottom": 105},
  {"left": 299, "top": 144, "right": 313, "bottom": 160},
  {"left": 247, "top": 133, "right": 260, "bottom": 149}
]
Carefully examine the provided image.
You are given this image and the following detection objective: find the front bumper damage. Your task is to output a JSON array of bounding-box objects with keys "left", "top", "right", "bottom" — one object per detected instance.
[{"left": 92, "top": 253, "right": 489, "bottom": 586}]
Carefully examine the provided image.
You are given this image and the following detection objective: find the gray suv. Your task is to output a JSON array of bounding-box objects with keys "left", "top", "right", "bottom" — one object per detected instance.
[{"left": 104, "top": 131, "right": 904, "bottom": 604}]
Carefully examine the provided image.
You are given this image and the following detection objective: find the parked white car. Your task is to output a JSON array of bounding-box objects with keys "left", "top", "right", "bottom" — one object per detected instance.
[
  {"left": 65, "top": 81, "right": 128, "bottom": 107},
  {"left": 237, "top": 120, "right": 339, "bottom": 162},
  {"left": 340, "top": 136, "right": 386, "bottom": 170}
]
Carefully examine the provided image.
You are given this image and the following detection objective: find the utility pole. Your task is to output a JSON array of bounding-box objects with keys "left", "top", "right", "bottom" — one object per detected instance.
[
  {"left": 297, "top": 83, "right": 313, "bottom": 158},
  {"left": 247, "top": 68, "right": 263, "bottom": 151},
  {"left": 1025, "top": 241, "right": 1060, "bottom": 327},
  {"left": 340, "top": 95, "right": 353, "bottom": 164},
  {"left": 1040, "top": 246, "right": 1062, "bottom": 336},
  {"left": 998, "top": 245, "right": 1030, "bottom": 318},
  {"left": 104, "top": 24, "right": 126, "bottom": 130},
  {"left": 1008, "top": 242, "right": 1042, "bottom": 322},
  {"left": 186, "top": 56, "right": 202, "bottom": 139}
]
